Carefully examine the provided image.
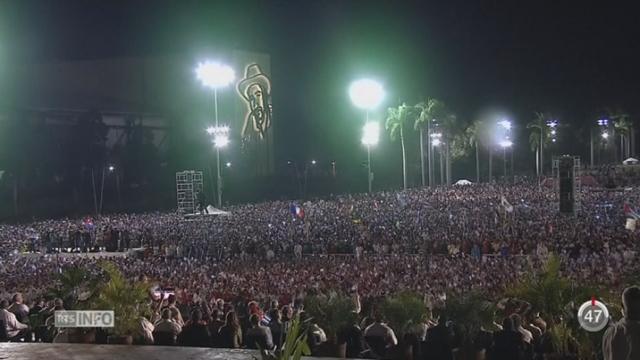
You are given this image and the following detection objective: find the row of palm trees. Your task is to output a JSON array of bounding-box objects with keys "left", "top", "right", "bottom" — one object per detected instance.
[{"left": 384, "top": 99, "right": 634, "bottom": 189}]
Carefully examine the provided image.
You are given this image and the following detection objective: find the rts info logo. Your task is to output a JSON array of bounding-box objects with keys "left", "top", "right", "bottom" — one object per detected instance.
[{"left": 54, "top": 310, "right": 115, "bottom": 328}]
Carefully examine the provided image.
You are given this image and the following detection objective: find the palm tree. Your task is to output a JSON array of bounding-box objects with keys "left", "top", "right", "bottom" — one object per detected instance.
[
  {"left": 609, "top": 109, "right": 633, "bottom": 160},
  {"left": 527, "top": 112, "right": 552, "bottom": 176},
  {"left": 414, "top": 98, "right": 449, "bottom": 186},
  {"left": 465, "top": 120, "right": 483, "bottom": 182},
  {"left": 386, "top": 103, "right": 416, "bottom": 189}
]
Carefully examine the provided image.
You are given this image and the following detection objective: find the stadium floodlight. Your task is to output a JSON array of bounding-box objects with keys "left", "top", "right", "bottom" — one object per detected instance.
[
  {"left": 207, "top": 126, "right": 230, "bottom": 148},
  {"left": 108, "top": 165, "right": 115, "bottom": 172},
  {"left": 349, "top": 79, "right": 384, "bottom": 110},
  {"left": 597, "top": 119, "right": 609, "bottom": 127},
  {"left": 226, "top": 162, "right": 232, "bottom": 168},
  {"left": 195, "top": 61, "right": 235, "bottom": 89},
  {"left": 430, "top": 132, "right": 443, "bottom": 147},
  {"left": 214, "top": 134, "right": 230, "bottom": 148},
  {"left": 361, "top": 122, "right": 380, "bottom": 146},
  {"left": 498, "top": 119, "right": 512, "bottom": 130},
  {"left": 547, "top": 120, "right": 558, "bottom": 128},
  {"left": 601, "top": 131, "right": 609, "bottom": 139},
  {"left": 311, "top": 160, "right": 317, "bottom": 165},
  {"left": 499, "top": 139, "right": 513, "bottom": 148}
]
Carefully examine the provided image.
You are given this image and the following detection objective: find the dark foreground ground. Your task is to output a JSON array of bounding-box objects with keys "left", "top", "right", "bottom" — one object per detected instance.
[{"left": 0, "top": 343, "right": 354, "bottom": 360}]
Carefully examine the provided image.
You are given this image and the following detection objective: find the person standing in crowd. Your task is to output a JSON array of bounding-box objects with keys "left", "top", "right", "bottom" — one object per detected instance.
[
  {"left": 245, "top": 314, "right": 274, "bottom": 350},
  {"left": 218, "top": 311, "right": 242, "bottom": 348},
  {"left": 163, "top": 294, "right": 184, "bottom": 326},
  {"left": 177, "top": 309, "right": 210, "bottom": 347},
  {"left": 603, "top": 286, "right": 640, "bottom": 360},
  {"left": 208, "top": 308, "right": 225, "bottom": 347},
  {"left": 0, "top": 299, "right": 29, "bottom": 341},
  {"left": 424, "top": 315, "right": 455, "bottom": 360},
  {"left": 364, "top": 312, "right": 397, "bottom": 356},
  {"left": 267, "top": 309, "right": 284, "bottom": 349},
  {"left": 8, "top": 293, "right": 30, "bottom": 324},
  {"left": 153, "top": 308, "right": 182, "bottom": 344},
  {"left": 491, "top": 317, "right": 525, "bottom": 360}
]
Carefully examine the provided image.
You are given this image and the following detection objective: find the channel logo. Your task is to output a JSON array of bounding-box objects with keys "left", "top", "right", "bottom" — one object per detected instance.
[{"left": 54, "top": 310, "right": 115, "bottom": 328}]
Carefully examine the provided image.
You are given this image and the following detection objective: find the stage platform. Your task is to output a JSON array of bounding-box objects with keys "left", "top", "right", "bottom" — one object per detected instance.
[{"left": 0, "top": 343, "right": 353, "bottom": 360}]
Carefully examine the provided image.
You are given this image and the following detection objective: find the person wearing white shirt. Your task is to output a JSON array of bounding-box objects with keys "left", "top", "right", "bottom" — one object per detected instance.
[
  {"left": 0, "top": 299, "right": 29, "bottom": 340},
  {"left": 364, "top": 314, "right": 398, "bottom": 349},
  {"left": 8, "top": 293, "right": 29, "bottom": 323}
]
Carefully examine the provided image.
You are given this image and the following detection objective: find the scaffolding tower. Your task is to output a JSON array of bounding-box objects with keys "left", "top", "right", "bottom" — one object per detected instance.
[
  {"left": 176, "top": 171, "right": 204, "bottom": 214},
  {"left": 552, "top": 156, "right": 581, "bottom": 215}
]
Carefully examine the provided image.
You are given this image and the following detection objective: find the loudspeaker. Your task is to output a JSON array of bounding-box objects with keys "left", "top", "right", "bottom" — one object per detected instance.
[{"left": 558, "top": 157, "right": 574, "bottom": 213}]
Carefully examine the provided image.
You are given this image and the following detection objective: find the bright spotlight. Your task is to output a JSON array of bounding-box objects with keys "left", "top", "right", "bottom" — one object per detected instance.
[
  {"left": 499, "top": 139, "right": 513, "bottom": 148},
  {"left": 349, "top": 79, "right": 384, "bottom": 110},
  {"left": 311, "top": 160, "right": 317, "bottom": 165},
  {"left": 195, "top": 61, "right": 235, "bottom": 89},
  {"left": 550, "top": 130, "right": 556, "bottom": 136},
  {"left": 214, "top": 133, "right": 230, "bottom": 148},
  {"left": 361, "top": 122, "right": 380, "bottom": 146},
  {"left": 206, "top": 126, "right": 216, "bottom": 135},
  {"left": 108, "top": 165, "right": 115, "bottom": 172},
  {"left": 432, "top": 138, "right": 442, "bottom": 147},
  {"left": 226, "top": 162, "right": 232, "bottom": 168},
  {"left": 498, "top": 119, "right": 512, "bottom": 130},
  {"left": 597, "top": 119, "right": 609, "bottom": 126},
  {"left": 601, "top": 132, "right": 609, "bottom": 139}
]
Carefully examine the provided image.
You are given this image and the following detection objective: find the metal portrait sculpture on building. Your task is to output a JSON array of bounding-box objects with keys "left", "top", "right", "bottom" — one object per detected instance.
[{"left": 237, "top": 63, "right": 272, "bottom": 143}]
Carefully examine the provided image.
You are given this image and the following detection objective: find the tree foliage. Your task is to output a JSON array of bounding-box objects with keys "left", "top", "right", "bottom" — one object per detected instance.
[{"left": 380, "top": 291, "right": 429, "bottom": 339}]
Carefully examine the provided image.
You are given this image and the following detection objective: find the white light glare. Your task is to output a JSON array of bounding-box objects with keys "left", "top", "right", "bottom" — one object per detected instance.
[
  {"left": 498, "top": 119, "right": 512, "bottom": 130},
  {"left": 226, "top": 162, "right": 232, "bottom": 168},
  {"left": 601, "top": 132, "right": 609, "bottom": 139},
  {"left": 349, "top": 79, "right": 385, "bottom": 110},
  {"left": 432, "top": 138, "right": 442, "bottom": 147},
  {"left": 361, "top": 122, "right": 380, "bottom": 146},
  {"left": 214, "top": 133, "right": 230, "bottom": 148},
  {"left": 108, "top": 165, "right": 115, "bottom": 172},
  {"left": 195, "top": 61, "right": 235, "bottom": 89},
  {"left": 499, "top": 139, "right": 513, "bottom": 148}
]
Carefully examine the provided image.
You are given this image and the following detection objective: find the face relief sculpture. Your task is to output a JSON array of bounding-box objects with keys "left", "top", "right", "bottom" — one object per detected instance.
[{"left": 237, "top": 64, "right": 272, "bottom": 141}]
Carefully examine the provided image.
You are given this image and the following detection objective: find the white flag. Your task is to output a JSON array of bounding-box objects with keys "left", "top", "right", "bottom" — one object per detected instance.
[
  {"left": 501, "top": 196, "right": 514, "bottom": 213},
  {"left": 626, "top": 218, "right": 636, "bottom": 231}
]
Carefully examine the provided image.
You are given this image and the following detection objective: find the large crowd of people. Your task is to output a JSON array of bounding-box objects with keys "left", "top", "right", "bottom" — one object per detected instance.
[{"left": 1, "top": 179, "right": 639, "bottom": 358}]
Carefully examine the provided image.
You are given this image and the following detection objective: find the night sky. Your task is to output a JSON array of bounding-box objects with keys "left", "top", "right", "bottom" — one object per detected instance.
[{"left": 1, "top": 0, "right": 639, "bottom": 191}]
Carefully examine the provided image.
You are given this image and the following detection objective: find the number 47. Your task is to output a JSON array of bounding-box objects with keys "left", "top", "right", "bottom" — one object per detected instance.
[{"left": 585, "top": 309, "right": 603, "bottom": 323}]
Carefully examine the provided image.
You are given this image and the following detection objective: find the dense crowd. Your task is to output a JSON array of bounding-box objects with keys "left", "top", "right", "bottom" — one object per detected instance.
[
  {"left": 1, "top": 180, "right": 639, "bottom": 358},
  {"left": 2, "top": 181, "right": 639, "bottom": 299}
]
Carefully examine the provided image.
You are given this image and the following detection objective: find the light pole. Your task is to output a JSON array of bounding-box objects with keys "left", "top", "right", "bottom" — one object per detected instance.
[
  {"left": 362, "top": 122, "right": 380, "bottom": 193},
  {"left": 498, "top": 119, "right": 513, "bottom": 182},
  {"left": 196, "top": 61, "right": 235, "bottom": 208},
  {"left": 98, "top": 165, "right": 117, "bottom": 214},
  {"left": 349, "top": 79, "right": 384, "bottom": 193},
  {"left": 593, "top": 119, "right": 609, "bottom": 166},
  {"left": 500, "top": 140, "right": 513, "bottom": 181},
  {"left": 431, "top": 133, "right": 443, "bottom": 184},
  {"left": 206, "top": 126, "right": 230, "bottom": 208}
]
